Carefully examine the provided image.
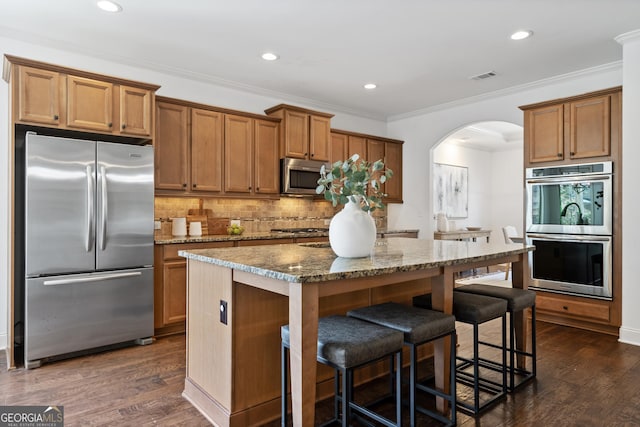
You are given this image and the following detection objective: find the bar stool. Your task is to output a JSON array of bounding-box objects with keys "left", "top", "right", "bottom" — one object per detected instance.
[
  {"left": 454, "top": 284, "right": 537, "bottom": 391},
  {"left": 281, "top": 315, "right": 404, "bottom": 427},
  {"left": 414, "top": 292, "right": 508, "bottom": 415},
  {"left": 347, "top": 302, "right": 457, "bottom": 427}
]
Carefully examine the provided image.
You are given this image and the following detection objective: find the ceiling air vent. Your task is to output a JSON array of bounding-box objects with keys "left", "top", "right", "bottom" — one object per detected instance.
[{"left": 469, "top": 71, "right": 497, "bottom": 81}]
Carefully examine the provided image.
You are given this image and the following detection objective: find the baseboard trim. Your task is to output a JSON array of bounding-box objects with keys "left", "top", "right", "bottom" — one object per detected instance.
[{"left": 618, "top": 326, "right": 640, "bottom": 346}]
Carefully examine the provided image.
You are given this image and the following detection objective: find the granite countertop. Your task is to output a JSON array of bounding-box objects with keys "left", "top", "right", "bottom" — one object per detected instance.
[
  {"left": 179, "top": 238, "right": 534, "bottom": 284},
  {"left": 155, "top": 229, "right": 419, "bottom": 245}
]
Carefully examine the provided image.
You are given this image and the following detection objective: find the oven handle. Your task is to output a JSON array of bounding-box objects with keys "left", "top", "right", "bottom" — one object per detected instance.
[
  {"left": 526, "top": 175, "right": 610, "bottom": 184},
  {"left": 527, "top": 233, "right": 611, "bottom": 242}
]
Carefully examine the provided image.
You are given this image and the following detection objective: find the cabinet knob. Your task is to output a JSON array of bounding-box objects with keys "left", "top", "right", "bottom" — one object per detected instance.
[
  {"left": 248, "top": 186, "right": 252, "bottom": 190},
  {"left": 562, "top": 306, "right": 568, "bottom": 310},
  {"left": 122, "top": 123, "right": 127, "bottom": 129},
  {"left": 193, "top": 184, "right": 197, "bottom": 188},
  {"left": 570, "top": 152, "right": 575, "bottom": 156},
  {"left": 108, "top": 122, "right": 113, "bottom": 128},
  {"left": 311, "top": 153, "right": 314, "bottom": 157},
  {"left": 557, "top": 153, "right": 562, "bottom": 157},
  {"left": 182, "top": 183, "right": 187, "bottom": 188},
  {"left": 53, "top": 114, "right": 59, "bottom": 120}
]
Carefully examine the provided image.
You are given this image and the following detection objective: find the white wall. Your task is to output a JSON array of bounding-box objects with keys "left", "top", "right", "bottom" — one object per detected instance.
[
  {"left": 618, "top": 30, "right": 640, "bottom": 345},
  {"left": 490, "top": 148, "right": 525, "bottom": 237},
  {"left": 0, "top": 36, "right": 389, "bottom": 350}
]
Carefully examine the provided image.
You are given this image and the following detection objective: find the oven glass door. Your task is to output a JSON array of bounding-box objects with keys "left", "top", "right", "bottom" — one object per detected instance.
[
  {"left": 528, "top": 234, "right": 612, "bottom": 299},
  {"left": 526, "top": 175, "right": 612, "bottom": 235}
]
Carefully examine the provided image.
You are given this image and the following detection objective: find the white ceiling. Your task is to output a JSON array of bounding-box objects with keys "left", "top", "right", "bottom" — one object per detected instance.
[
  {"left": 2, "top": 0, "right": 639, "bottom": 121},
  {"left": 445, "top": 121, "right": 524, "bottom": 152}
]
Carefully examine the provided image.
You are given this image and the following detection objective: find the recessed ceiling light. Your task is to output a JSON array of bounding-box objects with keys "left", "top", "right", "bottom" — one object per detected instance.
[
  {"left": 364, "top": 83, "right": 377, "bottom": 90},
  {"left": 510, "top": 30, "right": 533, "bottom": 40},
  {"left": 97, "top": 0, "right": 122, "bottom": 12},
  {"left": 261, "top": 52, "right": 279, "bottom": 61}
]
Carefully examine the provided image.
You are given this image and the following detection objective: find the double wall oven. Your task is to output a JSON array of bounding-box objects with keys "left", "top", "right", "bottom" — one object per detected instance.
[{"left": 526, "top": 162, "right": 613, "bottom": 299}]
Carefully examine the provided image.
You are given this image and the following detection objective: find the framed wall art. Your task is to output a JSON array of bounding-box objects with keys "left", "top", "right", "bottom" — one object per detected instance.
[{"left": 433, "top": 163, "right": 468, "bottom": 219}]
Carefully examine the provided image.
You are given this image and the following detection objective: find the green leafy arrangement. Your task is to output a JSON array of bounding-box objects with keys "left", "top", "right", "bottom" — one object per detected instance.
[{"left": 316, "top": 154, "right": 393, "bottom": 212}]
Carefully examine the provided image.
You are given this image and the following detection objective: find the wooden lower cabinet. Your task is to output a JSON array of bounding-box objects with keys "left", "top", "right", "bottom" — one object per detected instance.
[
  {"left": 154, "top": 242, "right": 234, "bottom": 336},
  {"left": 534, "top": 291, "right": 618, "bottom": 335}
]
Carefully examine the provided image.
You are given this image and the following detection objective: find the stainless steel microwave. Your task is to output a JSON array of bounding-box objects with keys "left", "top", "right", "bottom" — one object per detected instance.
[{"left": 280, "top": 157, "right": 330, "bottom": 196}]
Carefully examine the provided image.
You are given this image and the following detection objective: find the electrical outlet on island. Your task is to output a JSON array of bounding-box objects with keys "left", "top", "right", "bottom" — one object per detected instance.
[{"left": 230, "top": 219, "right": 241, "bottom": 227}]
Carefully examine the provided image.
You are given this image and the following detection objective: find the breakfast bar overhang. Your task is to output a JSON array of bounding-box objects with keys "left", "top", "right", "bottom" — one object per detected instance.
[{"left": 179, "top": 238, "right": 534, "bottom": 427}]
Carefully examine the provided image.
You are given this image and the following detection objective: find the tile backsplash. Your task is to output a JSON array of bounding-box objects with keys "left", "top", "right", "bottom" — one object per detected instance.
[{"left": 155, "top": 196, "right": 387, "bottom": 234}]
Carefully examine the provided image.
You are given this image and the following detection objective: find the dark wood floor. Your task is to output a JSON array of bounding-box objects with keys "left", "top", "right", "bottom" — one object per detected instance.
[{"left": 2, "top": 320, "right": 640, "bottom": 426}]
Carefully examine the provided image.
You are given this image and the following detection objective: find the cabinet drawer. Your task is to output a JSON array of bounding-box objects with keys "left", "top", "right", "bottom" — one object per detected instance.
[
  {"left": 535, "top": 294, "right": 610, "bottom": 322},
  {"left": 161, "top": 241, "right": 234, "bottom": 260}
]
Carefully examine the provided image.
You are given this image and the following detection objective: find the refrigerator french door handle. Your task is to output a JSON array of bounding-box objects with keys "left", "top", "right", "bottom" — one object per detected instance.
[
  {"left": 43, "top": 271, "right": 142, "bottom": 286},
  {"left": 100, "top": 165, "right": 108, "bottom": 251},
  {"left": 86, "top": 165, "right": 94, "bottom": 252}
]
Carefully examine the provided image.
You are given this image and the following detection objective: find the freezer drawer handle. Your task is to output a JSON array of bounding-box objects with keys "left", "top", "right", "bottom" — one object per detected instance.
[
  {"left": 43, "top": 271, "right": 142, "bottom": 286},
  {"left": 86, "top": 165, "right": 94, "bottom": 252}
]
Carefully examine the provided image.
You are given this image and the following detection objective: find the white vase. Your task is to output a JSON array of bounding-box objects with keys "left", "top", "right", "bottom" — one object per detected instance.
[
  {"left": 436, "top": 212, "right": 449, "bottom": 232},
  {"left": 329, "top": 197, "right": 377, "bottom": 258}
]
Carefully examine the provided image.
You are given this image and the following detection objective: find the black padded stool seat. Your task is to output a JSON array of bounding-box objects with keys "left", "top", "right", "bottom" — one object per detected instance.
[
  {"left": 455, "top": 284, "right": 535, "bottom": 312},
  {"left": 281, "top": 315, "right": 404, "bottom": 427},
  {"left": 452, "top": 291, "right": 508, "bottom": 323},
  {"left": 455, "top": 284, "right": 537, "bottom": 391},
  {"left": 347, "top": 302, "right": 457, "bottom": 427}
]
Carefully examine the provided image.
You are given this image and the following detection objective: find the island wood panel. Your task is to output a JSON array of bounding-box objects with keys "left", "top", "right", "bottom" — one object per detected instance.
[
  {"left": 182, "top": 245, "right": 531, "bottom": 426},
  {"left": 186, "top": 262, "right": 233, "bottom": 418}
]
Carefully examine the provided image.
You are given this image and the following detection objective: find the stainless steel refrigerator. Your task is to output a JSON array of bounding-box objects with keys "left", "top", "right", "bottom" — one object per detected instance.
[{"left": 24, "top": 131, "right": 154, "bottom": 368}]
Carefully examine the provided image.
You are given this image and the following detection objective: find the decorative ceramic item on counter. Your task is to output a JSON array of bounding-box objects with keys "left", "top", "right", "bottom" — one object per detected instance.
[
  {"left": 189, "top": 221, "right": 202, "bottom": 236},
  {"left": 172, "top": 217, "right": 187, "bottom": 236},
  {"left": 316, "top": 154, "right": 393, "bottom": 258},
  {"left": 329, "top": 196, "right": 377, "bottom": 258},
  {"left": 436, "top": 212, "right": 449, "bottom": 232}
]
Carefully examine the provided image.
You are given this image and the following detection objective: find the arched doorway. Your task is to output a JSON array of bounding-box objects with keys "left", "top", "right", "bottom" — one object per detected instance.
[{"left": 431, "top": 121, "right": 524, "bottom": 237}]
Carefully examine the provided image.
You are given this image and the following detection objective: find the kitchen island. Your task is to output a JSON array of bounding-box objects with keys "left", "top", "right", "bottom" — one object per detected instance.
[{"left": 179, "top": 238, "right": 534, "bottom": 427}]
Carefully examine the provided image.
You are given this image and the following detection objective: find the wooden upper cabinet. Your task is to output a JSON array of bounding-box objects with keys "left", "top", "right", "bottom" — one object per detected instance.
[
  {"left": 384, "top": 142, "right": 403, "bottom": 202},
  {"left": 265, "top": 104, "right": 333, "bottom": 161},
  {"left": 155, "top": 101, "right": 189, "bottom": 191},
  {"left": 526, "top": 104, "right": 564, "bottom": 163},
  {"left": 254, "top": 119, "right": 280, "bottom": 194},
  {"left": 569, "top": 95, "right": 610, "bottom": 159},
  {"left": 5, "top": 56, "right": 159, "bottom": 138},
  {"left": 332, "top": 129, "right": 404, "bottom": 203},
  {"left": 521, "top": 87, "right": 619, "bottom": 166},
  {"left": 283, "top": 109, "right": 309, "bottom": 159},
  {"left": 66, "top": 75, "right": 113, "bottom": 132},
  {"left": 330, "top": 132, "right": 348, "bottom": 164},
  {"left": 120, "top": 85, "right": 152, "bottom": 136},
  {"left": 191, "top": 108, "right": 223, "bottom": 193},
  {"left": 16, "top": 65, "right": 61, "bottom": 125},
  {"left": 347, "top": 135, "right": 367, "bottom": 160},
  {"left": 309, "top": 115, "right": 331, "bottom": 161},
  {"left": 224, "top": 114, "right": 253, "bottom": 193}
]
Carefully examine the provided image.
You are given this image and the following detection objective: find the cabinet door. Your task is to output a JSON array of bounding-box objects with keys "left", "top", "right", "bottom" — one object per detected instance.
[
  {"left": 224, "top": 114, "right": 253, "bottom": 193},
  {"left": 309, "top": 115, "right": 331, "bottom": 161},
  {"left": 191, "top": 108, "right": 223, "bottom": 193},
  {"left": 367, "top": 138, "right": 386, "bottom": 196},
  {"left": 384, "top": 142, "right": 403, "bottom": 202},
  {"left": 526, "top": 104, "right": 564, "bottom": 163},
  {"left": 254, "top": 119, "right": 280, "bottom": 194},
  {"left": 283, "top": 110, "right": 309, "bottom": 159},
  {"left": 155, "top": 101, "right": 189, "bottom": 190},
  {"left": 66, "top": 75, "right": 113, "bottom": 132},
  {"left": 330, "top": 132, "right": 348, "bottom": 164},
  {"left": 569, "top": 95, "right": 610, "bottom": 159},
  {"left": 347, "top": 135, "right": 367, "bottom": 161},
  {"left": 162, "top": 260, "right": 186, "bottom": 325},
  {"left": 16, "top": 66, "right": 61, "bottom": 125},
  {"left": 119, "top": 85, "right": 152, "bottom": 136}
]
